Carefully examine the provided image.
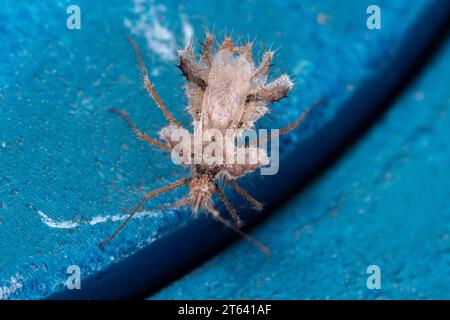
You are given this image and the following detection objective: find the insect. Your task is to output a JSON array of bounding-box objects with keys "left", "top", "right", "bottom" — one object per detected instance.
[{"left": 100, "top": 33, "right": 321, "bottom": 253}]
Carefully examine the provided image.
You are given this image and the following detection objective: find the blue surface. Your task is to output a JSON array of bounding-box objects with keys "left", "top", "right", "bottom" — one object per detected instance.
[
  {"left": 0, "top": 0, "right": 446, "bottom": 299},
  {"left": 153, "top": 37, "right": 450, "bottom": 300}
]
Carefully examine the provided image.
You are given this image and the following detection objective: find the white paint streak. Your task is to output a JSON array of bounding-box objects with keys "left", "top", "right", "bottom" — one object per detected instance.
[
  {"left": 181, "top": 14, "right": 194, "bottom": 47},
  {"left": 124, "top": 0, "right": 194, "bottom": 62},
  {"left": 0, "top": 275, "right": 23, "bottom": 300},
  {"left": 37, "top": 210, "right": 79, "bottom": 229},
  {"left": 124, "top": 0, "right": 177, "bottom": 61},
  {"left": 36, "top": 209, "right": 168, "bottom": 229}
]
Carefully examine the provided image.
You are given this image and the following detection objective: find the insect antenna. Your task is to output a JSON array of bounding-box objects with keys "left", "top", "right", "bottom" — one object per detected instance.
[
  {"left": 206, "top": 203, "right": 271, "bottom": 255},
  {"left": 130, "top": 196, "right": 191, "bottom": 212},
  {"left": 127, "top": 35, "right": 182, "bottom": 127},
  {"left": 99, "top": 177, "right": 191, "bottom": 247}
]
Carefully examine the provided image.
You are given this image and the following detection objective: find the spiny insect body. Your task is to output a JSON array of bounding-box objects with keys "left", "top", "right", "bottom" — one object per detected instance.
[{"left": 101, "top": 33, "right": 315, "bottom": 253}]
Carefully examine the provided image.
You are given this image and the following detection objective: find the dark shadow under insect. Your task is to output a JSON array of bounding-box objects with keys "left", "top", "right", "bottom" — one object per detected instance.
[{"left": 100, "top": 33, "right": 323, "bottom": 254}]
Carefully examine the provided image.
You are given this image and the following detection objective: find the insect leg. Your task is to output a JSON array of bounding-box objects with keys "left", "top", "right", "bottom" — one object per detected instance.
[
  {"left": 224, "top": 177, "right": 263, "bottom": 211},
  {"left": 265, "top": 98, "right": 327, "bottom": 141},
  {"left": 214, "top": 183, "right": 244, "bottom": 228},
  {"left": 127, "top": 35, "right": 182, "bottom": 127},
  {"left": 206, "top": 202, "right": 270, "bottom": 255},
  {"left": 99, "top": 177, "right": 191, "bottom": 247},
  {"left": 259, "top": 74, "right": 292, "bottom": 103},
  {"left": 110, "top": 108, "right": 171, "bottom": 150}
]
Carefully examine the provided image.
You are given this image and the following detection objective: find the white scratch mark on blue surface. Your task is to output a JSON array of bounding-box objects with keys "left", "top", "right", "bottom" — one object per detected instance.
[
  {"left": 37, "top": 210, "right": 79, "bottom": 229},
  {"left": 181, "top": 13, "right": 194, "bottom": 47},
  {"left": 124, "top": 0, "right": 177, "bottom": 61},
  {"left": 0, "top": 275, "right": 23, "bottom": 300},
  {"left": 36, "top": 209, "right": 170, "bottom": 229},
  {"left": 124, "top": 0, "right": 194, "bottom": 62}
]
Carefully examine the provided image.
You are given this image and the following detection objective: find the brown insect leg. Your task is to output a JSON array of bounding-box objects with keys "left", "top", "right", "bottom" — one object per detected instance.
[
  {"left": 206, "top": 203, "right": 271, "bottom": 255},
  {"left": 266, "top": 98, "right": 327, "bottom": 142},
  {"left": 110, "top": 108, "right": 170, "bottom": 150},
  {"left": 214, "top": 183, "right": 244, "bottom": 228},
  {"left": 224, "top": 177, "right": 263, "bottom": 211},
  {"left": 127, "top": 35, "right": 182, "bottom": 127},
  {"left": 99, "top": 177, "right": 191, "bottom": 247}
]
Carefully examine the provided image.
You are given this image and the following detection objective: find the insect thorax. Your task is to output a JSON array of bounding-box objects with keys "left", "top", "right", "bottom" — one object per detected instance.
[{"left": 193, "top": 163, "right": 221, "bottom": 178}]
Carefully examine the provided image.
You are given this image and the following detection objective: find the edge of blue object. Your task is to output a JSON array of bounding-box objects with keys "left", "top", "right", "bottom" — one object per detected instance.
[{"left": 49, "top": 1, "right": 450, "bottom": 299}]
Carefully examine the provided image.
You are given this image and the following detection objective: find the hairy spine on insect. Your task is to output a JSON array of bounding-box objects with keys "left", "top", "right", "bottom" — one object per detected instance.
[{"left": 101, "top": 33, "right": 322, "bottom": 254}]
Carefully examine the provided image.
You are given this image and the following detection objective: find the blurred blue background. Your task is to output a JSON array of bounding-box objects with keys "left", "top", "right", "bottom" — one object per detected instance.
[{"left": 0, "top": 0, "right": 448, "bottom": 299}]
